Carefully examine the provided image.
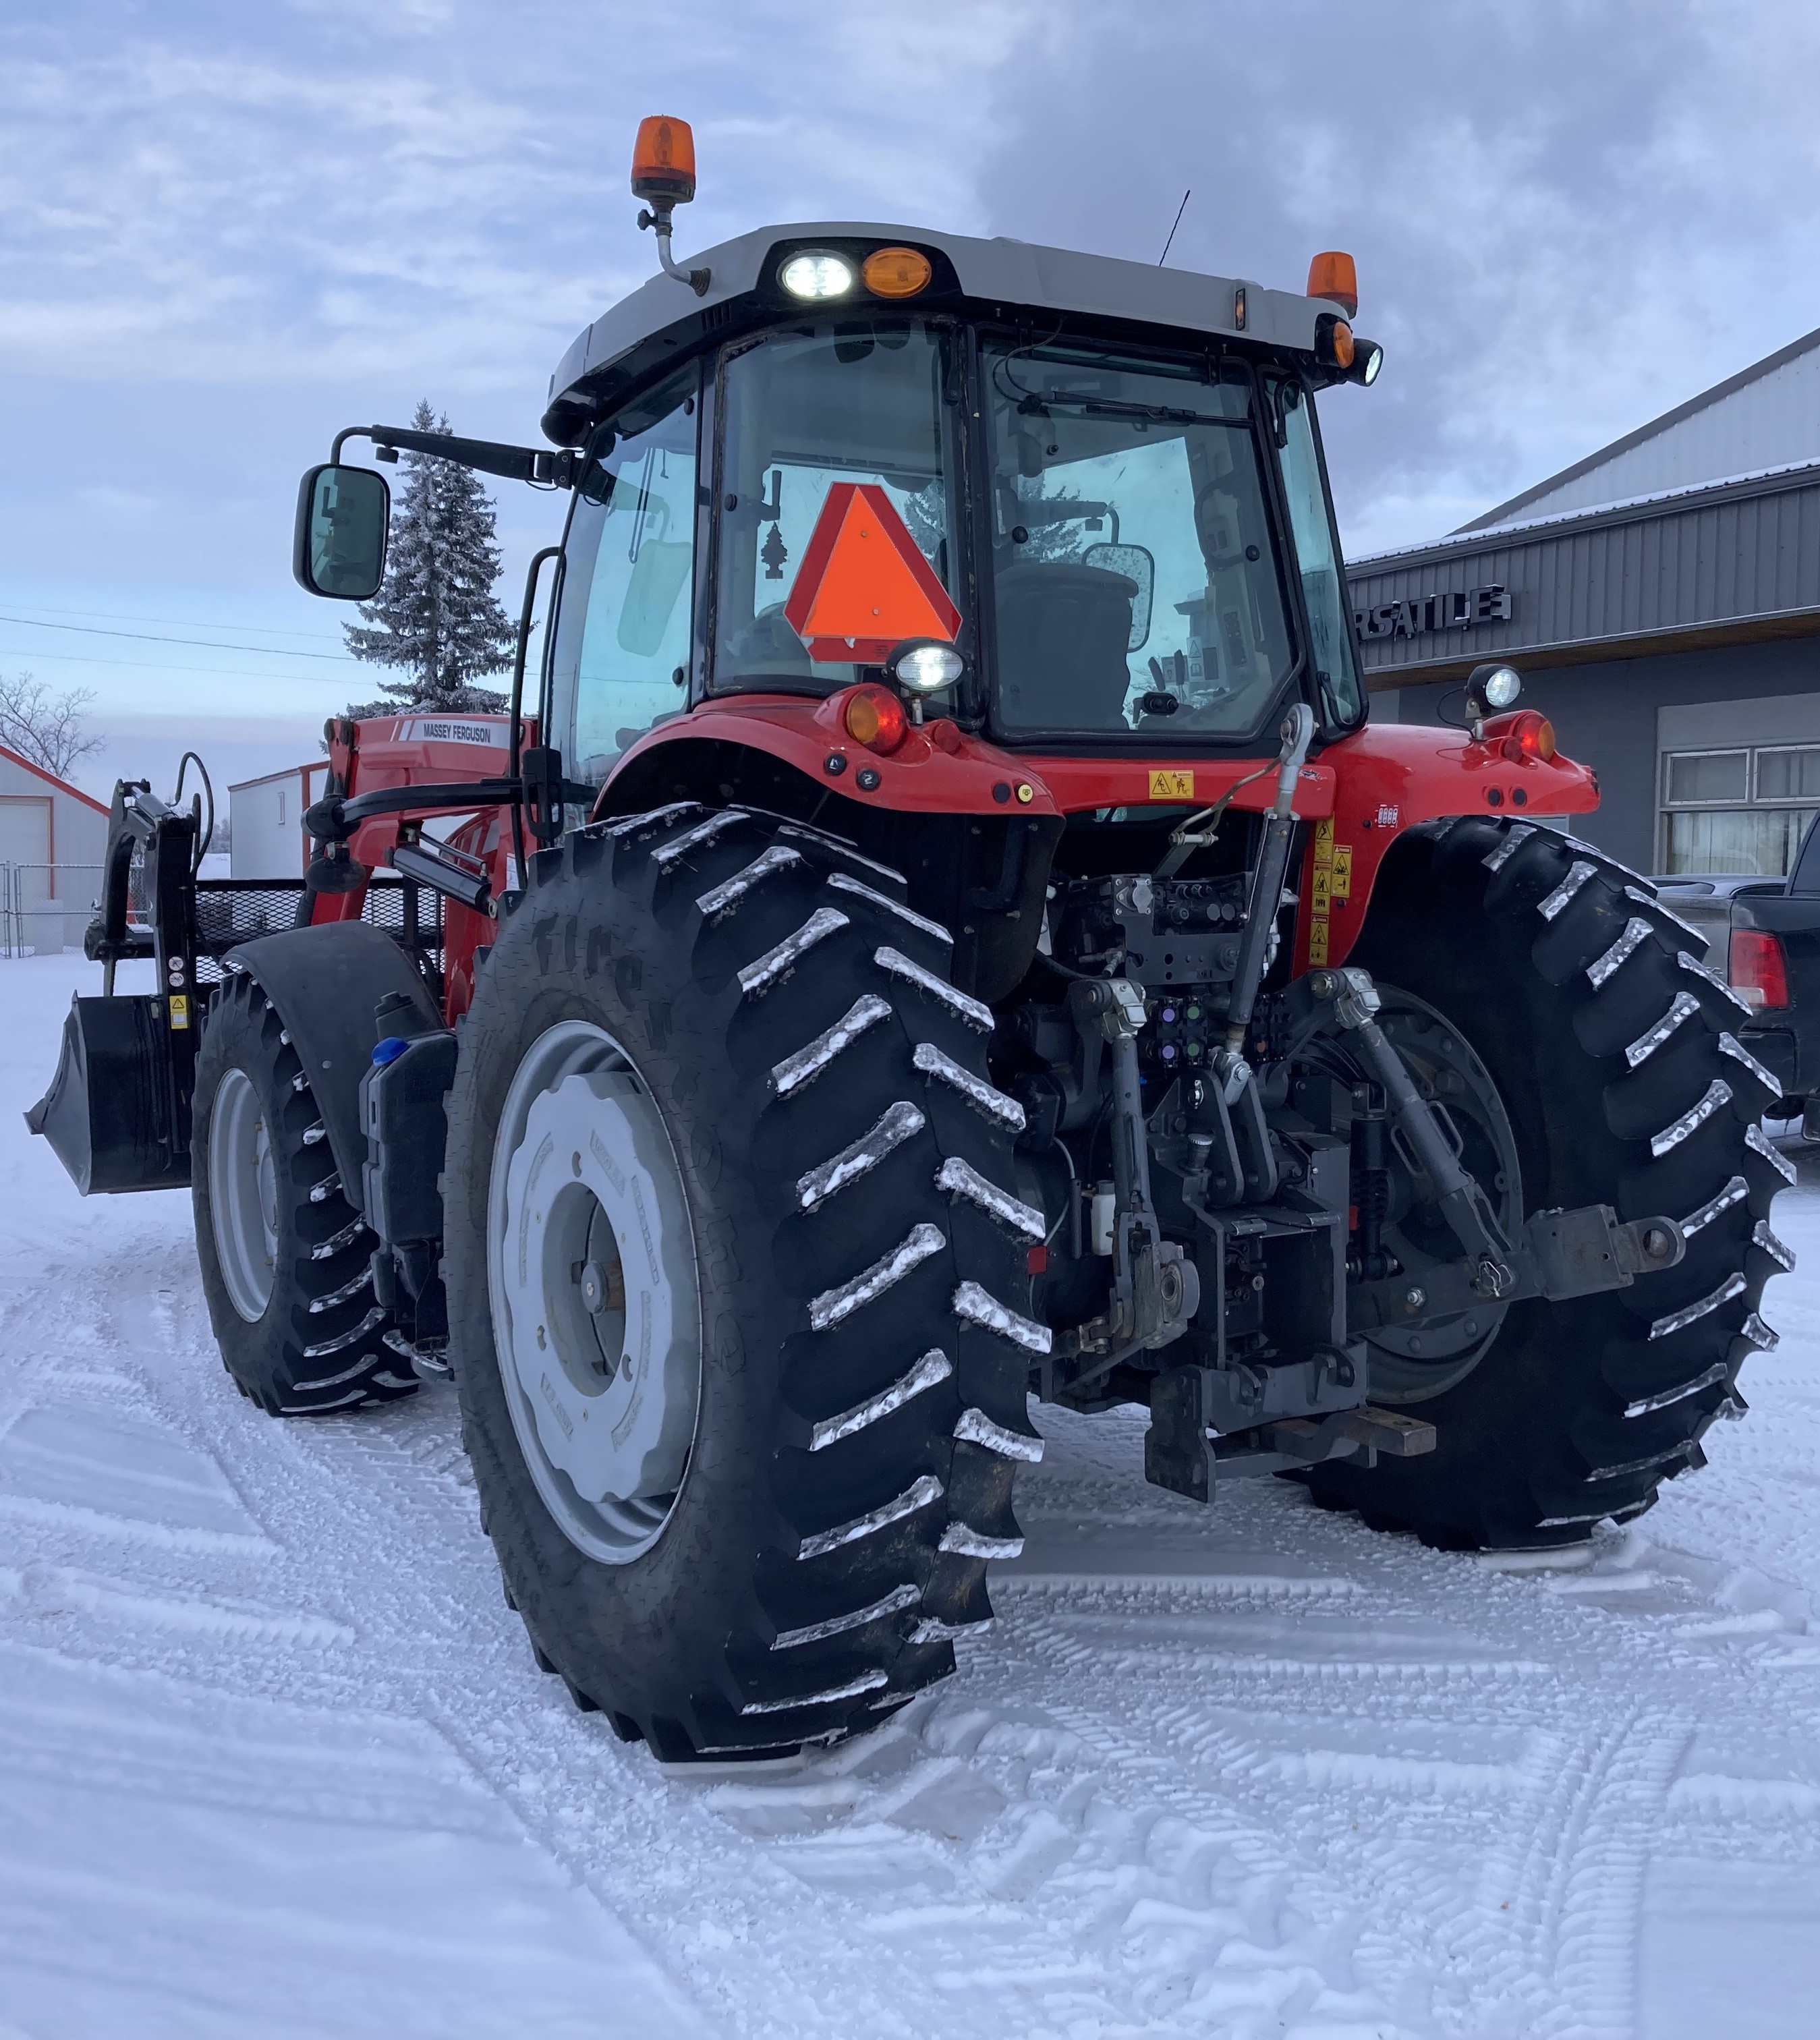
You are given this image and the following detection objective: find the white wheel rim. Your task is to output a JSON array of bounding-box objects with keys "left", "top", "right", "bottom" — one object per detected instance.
[
  {"left": 487, "top": 1021, "right": 702, "bottom": 1564},
  {"left": 209, "top": 1066, "right": 279, "bottom": 1323}
]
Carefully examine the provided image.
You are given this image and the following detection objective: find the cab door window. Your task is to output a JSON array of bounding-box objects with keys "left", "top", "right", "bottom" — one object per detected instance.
[
  {"left": 550, "top": 369, "right": 700, "bottom": 783},
  {"left": 712, "top": 322, "right": 957, "bottom": 693}
]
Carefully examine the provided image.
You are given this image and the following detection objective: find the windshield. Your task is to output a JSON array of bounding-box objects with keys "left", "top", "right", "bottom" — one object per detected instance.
[
  {"left": 985, "top": 345, "right": 1293, "bottom": 740},
  {"left": 713, "top": 321, "right": 957, "bottom": 693}
]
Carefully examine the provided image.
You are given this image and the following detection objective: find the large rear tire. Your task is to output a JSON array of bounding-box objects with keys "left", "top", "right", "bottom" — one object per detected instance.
[
  {"left": 192, "top": 972, "right": 417, "bottom": 1415},
  {"left": 1309, "top": 816, "right": 1786, "bottom": 1548},
  {"left": 442, "top": 805, "right": 1044, "bottom": 1760}
]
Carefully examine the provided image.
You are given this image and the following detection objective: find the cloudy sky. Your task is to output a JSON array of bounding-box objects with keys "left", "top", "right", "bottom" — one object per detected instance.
[{"left": 4, "top": 0, "right": 1817, "bottom": 795}]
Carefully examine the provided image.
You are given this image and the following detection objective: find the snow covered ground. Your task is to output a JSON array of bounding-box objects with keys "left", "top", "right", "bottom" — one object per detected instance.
[{"left": 4, "top": 949, "right": 1820, "bottom": 2040}]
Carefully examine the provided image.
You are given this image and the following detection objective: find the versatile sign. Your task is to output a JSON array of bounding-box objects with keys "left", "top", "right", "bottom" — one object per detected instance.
[
  {"left": 784, "top": 483, "right": 961, "bottom": 663},
  {"left": 1353, "top": 584, "right": 1512, "bottom": 643}
]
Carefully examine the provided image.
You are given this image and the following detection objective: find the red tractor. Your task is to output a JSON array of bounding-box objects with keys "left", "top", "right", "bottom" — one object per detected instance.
[{"left": 30, "top": 119, "right": 1784, "bottom": 1763}]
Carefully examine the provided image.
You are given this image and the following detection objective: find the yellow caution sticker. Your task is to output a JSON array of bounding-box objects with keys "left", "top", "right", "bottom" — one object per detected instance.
[
  {"left": 1148, "top": 768, "right": 1195, "bottom": 801},
  {"left": 1330, "top": 844, "right": 1353, "bottom": 900},
  {"left": 1308, "top": 817, "right": 1336, "bottom": 967},
  {"left": 168, "top": 994, "right": 190, "bottom": 1029}
]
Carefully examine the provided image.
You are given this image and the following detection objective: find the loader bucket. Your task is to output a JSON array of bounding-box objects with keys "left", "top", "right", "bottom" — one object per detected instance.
[{"left": 25, "top": 996, "right": 190, "bottom": 1195}]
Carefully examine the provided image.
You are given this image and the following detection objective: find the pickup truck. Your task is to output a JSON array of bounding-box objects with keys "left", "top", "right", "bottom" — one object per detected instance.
[{"left": 1656, "top": 815, "right": 1820, "bottom": 1131}]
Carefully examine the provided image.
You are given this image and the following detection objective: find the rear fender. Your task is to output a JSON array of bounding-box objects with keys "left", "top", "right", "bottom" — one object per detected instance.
[
  {"left": 1295, "top": 720, "right": 1599, "bottom": 971},
  {"left": 226, "top": 920, "right": 440, "bottom": 1218}
]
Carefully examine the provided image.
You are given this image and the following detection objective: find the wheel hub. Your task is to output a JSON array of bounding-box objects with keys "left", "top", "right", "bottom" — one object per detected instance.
[
  {"left": 209, "top": 1065, "right": 279, "bottom": 1324},
  {"left": 488, "top": 1023, "right": 702, "bottom": 1563}
]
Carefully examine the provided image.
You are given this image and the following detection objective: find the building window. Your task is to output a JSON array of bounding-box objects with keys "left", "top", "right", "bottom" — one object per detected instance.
[{"left": 1659, "top": 744, "right": 1820, "bottom": 874}]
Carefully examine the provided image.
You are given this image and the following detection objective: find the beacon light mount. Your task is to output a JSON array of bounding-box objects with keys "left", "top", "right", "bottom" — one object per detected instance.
[{"left": 631, "top": 115, "right": 710, "bottom": 297}]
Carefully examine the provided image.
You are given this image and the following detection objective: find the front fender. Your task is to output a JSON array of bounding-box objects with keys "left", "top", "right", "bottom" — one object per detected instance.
[{"left": 225, "top": 920, "right": 441, "bottom": 1217}]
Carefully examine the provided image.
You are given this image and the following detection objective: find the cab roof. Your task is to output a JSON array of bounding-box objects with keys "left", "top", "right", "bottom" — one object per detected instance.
[{"left": 542, "top": 220, "right": 1352, "bottom": 445}]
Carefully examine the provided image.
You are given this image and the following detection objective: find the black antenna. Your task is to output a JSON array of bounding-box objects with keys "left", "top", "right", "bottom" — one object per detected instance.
[{"left": 1158, "top": 189, "right": 1191, "bottom": 266}]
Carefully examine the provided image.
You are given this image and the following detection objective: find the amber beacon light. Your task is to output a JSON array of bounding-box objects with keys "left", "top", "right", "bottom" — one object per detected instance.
[
  {"left": 1306, "top": 250, "right": 1359, "bottom": 318},
  {"left": 631, "top": 116, "right": 697, "bottom": 204}
]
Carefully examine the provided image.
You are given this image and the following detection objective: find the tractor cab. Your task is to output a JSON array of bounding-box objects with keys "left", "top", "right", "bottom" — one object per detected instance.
[{"left": 533, "top": 206, "right": 1380, "bottom": 792}]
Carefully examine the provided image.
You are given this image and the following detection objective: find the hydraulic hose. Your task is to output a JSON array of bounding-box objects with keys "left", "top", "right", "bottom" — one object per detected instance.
[{"left": 1220, "top": 702, "right": 1315, "bottom": 1072}]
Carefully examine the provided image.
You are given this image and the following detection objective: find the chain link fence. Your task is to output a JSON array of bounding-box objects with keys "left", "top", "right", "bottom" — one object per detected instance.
[{"left": 0, "top": 864, "right": 104, "bottom": 957}]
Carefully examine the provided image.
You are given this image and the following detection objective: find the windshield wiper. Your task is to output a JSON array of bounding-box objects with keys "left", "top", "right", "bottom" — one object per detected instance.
[{"left": 1030, "top": 390, "right": 1249, "bottom": 428}]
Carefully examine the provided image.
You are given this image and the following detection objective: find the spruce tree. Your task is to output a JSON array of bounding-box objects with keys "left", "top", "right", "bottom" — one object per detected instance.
[{"left": 342, "top": 400, "right": 516, "bottom": 716}]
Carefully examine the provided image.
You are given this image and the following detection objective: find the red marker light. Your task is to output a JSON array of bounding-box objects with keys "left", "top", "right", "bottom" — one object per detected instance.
[
  {"left": 1497, "top": 710, "right": 1557, "bottom": 764},
  {"left": 1730, "top": 928, "right": 1790, "bottom": 1010}
]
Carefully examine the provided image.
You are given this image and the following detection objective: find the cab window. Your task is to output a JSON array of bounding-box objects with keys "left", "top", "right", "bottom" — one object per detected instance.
[
  {"left": 550, "top": 368, "right": 700, "bottom": 784},
  {"left": 712, "top": 322, "right": 958, "bottom": 693},
  {"left": 983, "top": 345, "right": 1295, "bottom": 741}
]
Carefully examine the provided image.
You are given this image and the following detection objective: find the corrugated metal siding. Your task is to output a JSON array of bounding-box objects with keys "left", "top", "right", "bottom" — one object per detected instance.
[
  {"left": 1489, "top": 346, "right": 1820, "bottom": 523},
  {"left": 1346, "top": 473, "right": 1820, "bottom": 677}
]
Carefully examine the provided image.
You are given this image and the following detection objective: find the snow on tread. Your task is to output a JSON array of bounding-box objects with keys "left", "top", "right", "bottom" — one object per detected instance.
[
  {"left": 795, "top": 1101, "right": 926, "bottom": 1212},
  {"left": 872, "top": 944, "right": 994, "bottom": 1028},
  {"left": 952, "top": 1278, "right": 1052, "bottom": 1353},
  {"left": 809, "top": 1348, "right": 953, "bottom": 1450},
  {"left": 796, "top": 1474, "right": 946, "bottom": 1558},
  {"left": 770, "top": 994, "right": 892, "bottom": 1096},
  {"left": 825, "top": 870, "right": 951, "bottom": 943},
  {"left": 739, "top": 907, "right": 849, "bottom": 996},
  {"left": 912, "top": 1041, "right": 1025, "bottom": 1128},
  {"left": 934, "top": 1155, "right": 1045, "bottom": 1238},
  {"left": 695, "top": 843, "right": 801, "bottom": 917},
  {"left": 806, "top": 1222, "right": 946, "bottom": 1331}
]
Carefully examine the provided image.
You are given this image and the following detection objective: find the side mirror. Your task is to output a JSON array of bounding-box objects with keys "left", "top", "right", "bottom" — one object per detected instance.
[
  {"left": 293, "top": 463, "right": 390, "bottom": 600},
  {"left": 1084, "top": 540, "right": 1156, "bottom": 652}
]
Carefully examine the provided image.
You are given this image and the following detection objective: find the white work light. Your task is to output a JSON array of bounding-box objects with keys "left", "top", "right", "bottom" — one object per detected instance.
[
  {"left": 891, "top": 642, "right": 964, "bottom": 692},
  {"left": 780, "top": 252, "right": 855, "bottom": 300}
]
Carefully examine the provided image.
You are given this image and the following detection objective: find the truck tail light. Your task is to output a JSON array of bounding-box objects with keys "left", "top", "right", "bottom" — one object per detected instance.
[
  {"left": 842, "top": 683, "right": 908, "bottom": 755},
  {"left": 1728, "top": 927, "right": 1790, "bottom": 1009}
]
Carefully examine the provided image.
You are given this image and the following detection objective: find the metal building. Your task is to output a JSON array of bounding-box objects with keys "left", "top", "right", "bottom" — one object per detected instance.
[
  {"left": 1345, "top": 327, "right": 1820, "bottom": 878},
  {"left": 0, "top": 742, "right": 108, "bottom": 953},
  {"left": 229, "top": 762, "right": 329, "bottom": 880}
]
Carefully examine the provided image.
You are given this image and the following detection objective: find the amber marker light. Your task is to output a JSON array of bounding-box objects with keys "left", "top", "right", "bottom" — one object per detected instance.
[
  {"left": 631, "top": 116, "right": 697, "bottom": 204},
  {"left": 1307, "top": 250, "right": 1359, "bottom": 317},
  {"left": 863, "top": 246, "right": 933, "bottom": 298},
  {"left": 843, "top": 683, "right": 909, "bottom": 754}
]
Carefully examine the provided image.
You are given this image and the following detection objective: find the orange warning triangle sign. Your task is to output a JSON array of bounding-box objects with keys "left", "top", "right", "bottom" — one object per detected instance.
[{"left": 783, "top": 482, "right": 961, "bottom": 663}]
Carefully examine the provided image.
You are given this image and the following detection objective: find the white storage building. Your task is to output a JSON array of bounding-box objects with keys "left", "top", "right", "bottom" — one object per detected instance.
[
  {"left": 229, "top": 762, "right": 329, "bottom": 881},
  {"left": 0, "top": 742, "right": 109, "bottom": 953}
]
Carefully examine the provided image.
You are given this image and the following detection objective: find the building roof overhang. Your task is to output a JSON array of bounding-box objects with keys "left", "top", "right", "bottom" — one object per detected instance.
[{"left": 1345, "top": 459, "right": 1820, "bottom": 690}]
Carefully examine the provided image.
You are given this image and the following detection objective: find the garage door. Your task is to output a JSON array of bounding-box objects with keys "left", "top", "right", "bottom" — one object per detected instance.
[{"left": 0, "top": 795, "right": 51, "bottom": 866}]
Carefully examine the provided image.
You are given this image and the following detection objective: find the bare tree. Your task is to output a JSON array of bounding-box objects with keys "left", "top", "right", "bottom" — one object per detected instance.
[{"left": 0, "top": 673, "right": 104, "bottom": 780}]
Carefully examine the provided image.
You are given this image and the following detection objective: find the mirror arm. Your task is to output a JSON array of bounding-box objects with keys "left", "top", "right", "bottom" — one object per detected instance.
[{"left": 327, "top": 426, "right": 582, "bottom": 490}]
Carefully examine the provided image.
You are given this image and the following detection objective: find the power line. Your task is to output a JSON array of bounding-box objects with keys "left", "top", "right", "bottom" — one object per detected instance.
[
  {"left": 0, "top": 645, "right": 353, "bottom": 685},
  {"left": 0, "top": 598, "right": 345, "bottom": 644},
  {"left": 0, "top": 612, "right": 358, "bottom": 662}
]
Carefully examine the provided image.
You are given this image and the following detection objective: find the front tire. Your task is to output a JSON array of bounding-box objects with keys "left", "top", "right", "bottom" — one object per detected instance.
[
  {"left": 192, "top": 972, "right": 416, "bottom": 1414},
  {"left": 443, "top": 805, "right": 1044, "bottom": 1760},
  {"left": 1311, "top": 817, "right": 1786, "bottom": 1548}
]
